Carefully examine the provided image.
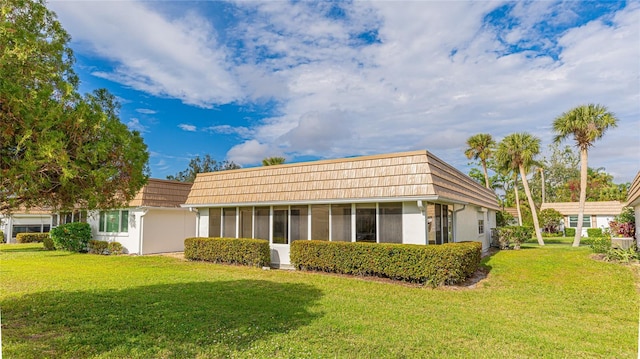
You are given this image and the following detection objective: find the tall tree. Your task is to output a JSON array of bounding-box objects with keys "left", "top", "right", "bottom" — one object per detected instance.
[
  {"left": 167, "top": 154, "right": 240, "bottom": 182},
  {"left": 1, "top": 0, "right": 149, "bottom": 212},
  {"left": 262, "top": 157, "right": 286, "bottom": 166},
  {"left": 496, "top": 133, "right": 544, "bottom": 245},
  {"left": 464, "top": 133, "right": 495, "bottom": 188},
  {"left": 553, "top": 104, "right": 618, "bottom": 247}
]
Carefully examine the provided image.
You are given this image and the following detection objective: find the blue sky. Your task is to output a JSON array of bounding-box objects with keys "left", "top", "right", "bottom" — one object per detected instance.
[{"left": 47, "top": 0, "right": 639, "bottom": 182}]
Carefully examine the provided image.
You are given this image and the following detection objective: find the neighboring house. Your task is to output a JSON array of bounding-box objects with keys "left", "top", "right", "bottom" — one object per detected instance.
[
  {"left": 503, "top": 207, "right": 520, "bottom": 224},
  {"left": 626, "top": 171, "right": 640, "bottom": 239},
  {"left": 0, "top": 207, "right": 53, "bottom": 243},
  {"left": 87, "top": 179, "right": 196, "bottom": 254},
  {"left": 540, "top": 201, "right": 625, "bottom": 236},
  {"left": 184, "top": 150, "right": 499, "bottom": 267}
]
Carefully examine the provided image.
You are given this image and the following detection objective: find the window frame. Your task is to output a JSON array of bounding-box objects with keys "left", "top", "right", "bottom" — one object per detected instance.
[{"left": 98, "top": 210, "right": 129, "bottom": 233}]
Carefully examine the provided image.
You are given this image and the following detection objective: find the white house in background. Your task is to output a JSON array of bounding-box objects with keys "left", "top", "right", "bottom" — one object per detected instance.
[
  {"left": 540, "top": 201, "right": 625, "bottom": 236},
  {"left": 626, "top": 171, "right": 640, "bottom": 241},
  {"left": 0, "top": 207, "right": 53, "bottom": 243},
  {"left": 88, "top": 179, "right": 196, "bottom": 254},
  {"left": 183, "top": 150, "right": 500, "bottom": 267}
]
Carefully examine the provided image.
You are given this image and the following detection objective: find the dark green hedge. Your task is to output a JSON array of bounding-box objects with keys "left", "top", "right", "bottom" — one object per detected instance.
[
  {"left": 587, "top": 228, "right": 603, "bottom": 237},
  {"left": 290, "top": 240, "right": 482, "bottom": 286},
  {"left": 565, "top": 228, "right": 576, "bottom": 237},
  {"left": 184, "top": 237, "right": 270, "bottom": 267},
  {"left": 16, "top": 233, "right": 50, "bottom": 243},
  {"left": 87, "top": 240, "right": 124, "bottom": 255},
  {"left": 50, "top": 222, "right": 91, "bottom": 252}
]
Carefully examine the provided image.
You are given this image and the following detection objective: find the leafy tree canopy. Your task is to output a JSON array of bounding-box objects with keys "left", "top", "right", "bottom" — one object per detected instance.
[
  {"left": 262, "top": 157, "right": 286, "bottom": 166},
  {"left": 167, "top": 154, "right": 240, "bottom": 182},
  {"left": 1, "top": 0, "right": 149, "bottom": 213}
]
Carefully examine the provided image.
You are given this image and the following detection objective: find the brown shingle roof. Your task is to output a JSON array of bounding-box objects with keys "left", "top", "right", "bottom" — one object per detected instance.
[
  {"left": 129, "top": 179, "right": 192, "bottom": 208},
  {"left": 540, "top": 201, "right": 624, "bottom": 216},
  {"left": 626, "top": 171, "right": 640, "bottom": 207},
  {"left": 185, "top": 150, "right": 499, "bottom": 210},
  {"left": 504, "top": 207, "right": 520, "bottom": 219}
]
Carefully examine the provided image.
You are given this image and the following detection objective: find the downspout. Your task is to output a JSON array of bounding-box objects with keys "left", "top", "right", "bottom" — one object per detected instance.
[
  {"left": 138, "top": 208, "right": 148, "bottom": 255},
  {"left": 417, "top": 200, "right": 426, "bottom": 244},
  {"left": 189, "top": 207, "right": 199, "bottom": 237}
]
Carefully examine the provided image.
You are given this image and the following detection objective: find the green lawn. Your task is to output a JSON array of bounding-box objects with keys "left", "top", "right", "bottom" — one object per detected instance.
[{"left": 1, "top": 242, "right": 638, "bottom": 358}]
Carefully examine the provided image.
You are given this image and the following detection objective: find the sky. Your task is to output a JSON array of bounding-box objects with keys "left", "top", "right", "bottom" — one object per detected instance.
[{"left": 46, "top": 0, "right": 640, "bottom": 183}]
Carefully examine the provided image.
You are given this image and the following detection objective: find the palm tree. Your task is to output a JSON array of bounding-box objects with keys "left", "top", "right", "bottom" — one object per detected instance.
[
  {"left": 553, "top": 104, "right": 618, "bottom": 247},
  {"left": 262, "top": 156, "right": 286, "bottom": 166},
  {"left": 464, "top": 133, "right": 495, "bottom": 188},
  {"left": 495, "top": 133, "right": 544, "bottom": 245}
]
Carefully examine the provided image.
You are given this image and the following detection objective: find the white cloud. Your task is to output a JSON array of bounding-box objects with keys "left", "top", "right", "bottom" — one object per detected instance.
[
  {"left": 205, "top": 125, "right": 252, "bottom": 138},
  {"left": 227, "top": 140, "right": 278, "bottom": 165},
  {"left": 178, "top": 124, "right": 197, "bottom": 132},
  {"left": 49, "top": 1, "right": 640, "bottom": 181},
  {"left": 126, "top": 118, "right": 148, "bottom": 133},
  {"left": 49, "top": 1, "right": 241, "bottom": 108},
  {"left": 136, "top": 108, "right": 157, "bottom": 114}
]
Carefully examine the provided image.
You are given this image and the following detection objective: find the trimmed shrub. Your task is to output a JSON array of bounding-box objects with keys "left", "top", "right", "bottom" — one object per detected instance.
[
  {"left": 290, "top": 240, "right": 482, "bottom": 287},
  {"left": 87, "top": 240, "right": 109, "bottom": 255},
  {"left": 184, "top": 237, "right": 270, "bottom": 267},
  {"left": 108, "top": 241, "right": 124, "bottom": 255},
  {"left": 587, "top": 228, "right": 603, "bottom": 237},
  {"left": 0, "top": 230, "right": 5, "bottom": 243},
  {"left": 497, "top": 226, "right": 533, "bottom": 250},
  {"left": 42, "top": 236, "right": 55, "bottom": 250},
  {"left": 50, "top": 222, "right": 91, "bottom": 252},
  {"left": 564, "top": 228, "right": 576, "bottom": 237},
  {"left": 16, "top": 232, "right": 50, "bottom": 243},
  {"left": 589, "top": 237, "right": 611, "bottom": 254}
]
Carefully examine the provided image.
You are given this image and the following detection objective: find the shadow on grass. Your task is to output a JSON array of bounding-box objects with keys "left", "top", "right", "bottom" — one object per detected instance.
[
  {"left": 0, "top": 244, "right": 47, "bottom": 252},
  {"left": 2, "top": 280, "right": 324, "bottom": 358}
]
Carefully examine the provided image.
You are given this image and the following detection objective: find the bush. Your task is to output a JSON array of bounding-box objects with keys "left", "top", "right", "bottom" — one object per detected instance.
[
  {"left": 42, "top": 236, "right": 55, "bottom": 250},
  {"left": 184, "top": 237, "right": 270, "bottom": 267},
  {"left": 50, "top": 222, "right": 91, "bottom": 252},
  {"left": 87, "top": 240, "right": 109, "bottom": 254},
  {"left": 497, "top": 226, "right": 533, "bottom": 250},
  {"left": 290, "top": 240, "right": 482, "bottom": 287},
  {"left": 542, "top": 232, "right": 562, "bottom": 238},
  {"left": 539, "top": 208, "right": 563, "bottom": 234},
  {"left": 564, "top": 228, "right": 576, "bottom": 237},
  {"left": 108, "top": 241, "right": 124, "bottom": 255},
  {"left": 16, "top": 232, "right": 50, "bottom": 243},
  {"left": 589, "top": 237, "right": 612, "bottom": 254},
  {"left": 587, "top": 228, "right": 603, "bottom": 237},
  {"left": 497, "top": 211, "right": 515, "bottom": 227},
  {"left": 87, "top": 240, "right": 124, "bottom": 255},
  {"left": 0, "top": 230, "right": 5, "bottom": 243}
]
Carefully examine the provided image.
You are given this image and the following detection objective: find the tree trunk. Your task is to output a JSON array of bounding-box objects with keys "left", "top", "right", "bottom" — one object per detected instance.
[
  {"left": 573, "top": 148, "right": 588, "bottom": 247},
  {"left": 514, "top": 174, "right": 523, "bottom": 226},
  {"left": 482, "top": 160, "right": 490, "bottom": 189},
  {"left": 520, "top": 165, "right": 544, "bottom": 246}
]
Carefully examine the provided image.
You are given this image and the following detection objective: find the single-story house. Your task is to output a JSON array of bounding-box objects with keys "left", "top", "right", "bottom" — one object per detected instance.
[
  {"left": 87, "top": 178, "right": 196, "bottom": 254},
  {"left": 0, "top": 207, "right": 53, "bottom": 243},
  {"left": 540, "top": 201, "right": 625, "bottom": 236},
  {"left": 626, "top": 171, "right": 640, "bottom": 240},
  {"left": 183, "top": 150, "right": 500, "bottom": 267}
]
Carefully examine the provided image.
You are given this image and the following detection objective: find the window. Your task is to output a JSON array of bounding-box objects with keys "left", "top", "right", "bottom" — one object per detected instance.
[
  {"left": 98, "top": 210, "right": 129, "bottom": 233},
  {"left": 223, "top": 208, "right": 236, "bottom": 238},
  {"left": 379, "top": 203, "right": 402, "bottom": 243},
  {"left": 209, "top": 208, "right": 221, "bottom": 237},
  {"left": 12, "top": 224, "right": 50, "bottom": 238},
  {"left": 428, "top": 203, "right": 451, "bottom": 245},
  {"left": 290, "top": 206, "right": 308, "bottom": 241},
  {"left": 331, "top": 204, "right": 351, "bottom": 242},
  {"left": 239, "top": 207, "right": 253, "bottom": 238},
  {"left": 273, "top": 206, "right": 288, "bottom": 244},
  {"left": 569, "top": 215, "right": 591, "bottom": 228},
  {"left": 59, "top": 210, "right": 87, "bottom": 225},
  {"left": 254, "top": 207, "right": 270, "bottom": 240},
  {"left": 311, "top": 205, "right": 329, "bottom": 240},
  {"left": 356, "top": 204, "right": 376, "bottom": 243},
  {"left": 478, "top": 219, "right": 485, "bottom": 234}
]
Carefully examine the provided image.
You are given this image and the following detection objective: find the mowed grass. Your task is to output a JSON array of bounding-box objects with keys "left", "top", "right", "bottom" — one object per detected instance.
[{"left": 1, "top": 242, "right": 638, "bottom": 358}]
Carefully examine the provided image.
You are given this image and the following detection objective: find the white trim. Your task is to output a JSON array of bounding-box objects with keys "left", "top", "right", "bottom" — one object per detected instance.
[{"left": 182, "top": 196, "right": 444, "bottom": 208}]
